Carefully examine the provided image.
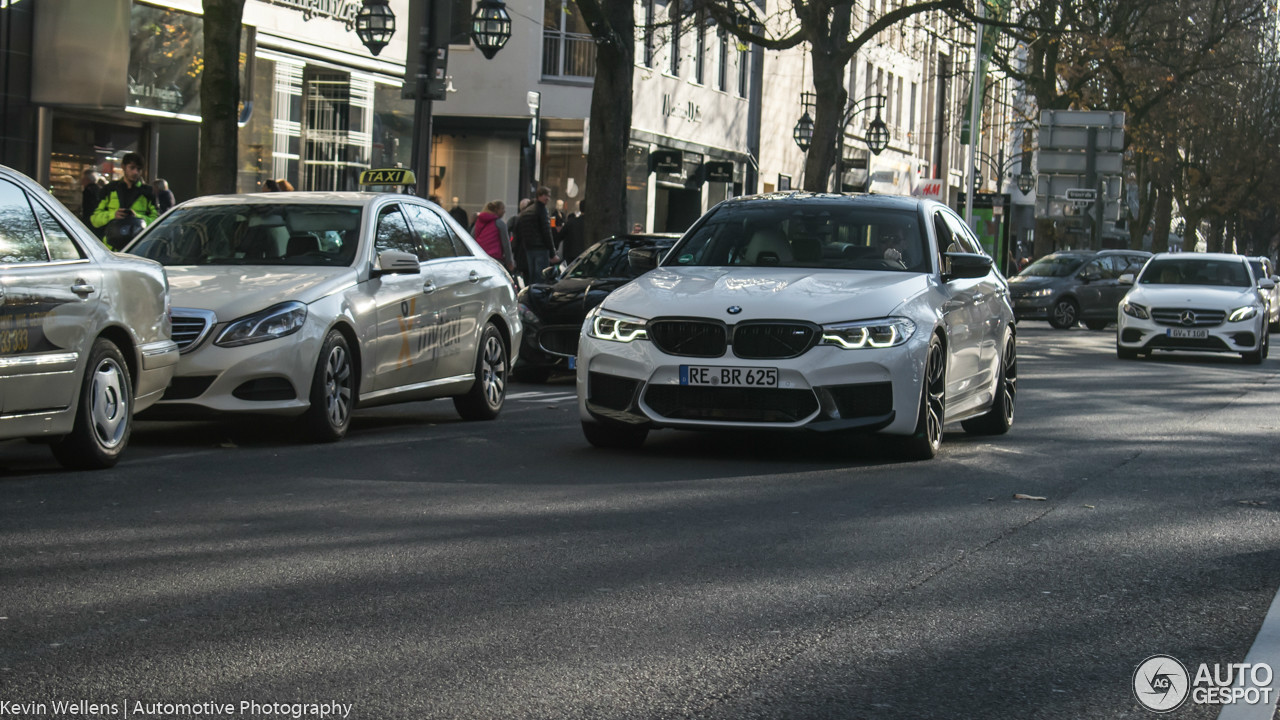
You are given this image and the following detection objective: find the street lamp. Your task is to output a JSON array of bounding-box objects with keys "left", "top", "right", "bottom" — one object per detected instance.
[
  {"left": 470, "top": 0, "right": 512, "bottom": 60},
  {"left": 792, "top": 93, "right": 816, "bottom": 152},
  {"left": 832, "top": 94, "right": 887, "bottom": 192},
  {"left": 355, "top": 0, "right": 396, "bottom": 57},
  {"left": 1016, "top": 171, "right": 1034, "bottom": 195}
]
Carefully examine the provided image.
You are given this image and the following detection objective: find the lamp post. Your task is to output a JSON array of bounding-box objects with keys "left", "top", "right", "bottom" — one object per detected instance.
[
  {"left": 792, "top": 93, "right": 816, "bottom": 152},
  {"left": 355, "top": 0, "right": 511, "bottom": 196},
  {"left": 832, "top": 94, "right": 887, "bottom": 193}
]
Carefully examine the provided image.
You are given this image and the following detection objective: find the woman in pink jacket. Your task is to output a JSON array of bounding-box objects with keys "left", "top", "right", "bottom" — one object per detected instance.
[{"left": 471, "top": 200, "right": 516, "bottom": 273}]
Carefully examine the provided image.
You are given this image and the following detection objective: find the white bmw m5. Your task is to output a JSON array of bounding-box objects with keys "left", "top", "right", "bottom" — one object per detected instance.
[{"left": 575, "top": 193, "right": 1017, "bottom": 460}]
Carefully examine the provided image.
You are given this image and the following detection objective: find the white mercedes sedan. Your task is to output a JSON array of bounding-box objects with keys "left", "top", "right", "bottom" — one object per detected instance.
[
  {"left": 1117, "top": 252, "right": 1271, "bottom": 364},
  {"left": 575, "top": 193, "right": 1017, "bottom": 460},
  {"left": 125, "top": 192, "right": 521, "bottom": 441}
]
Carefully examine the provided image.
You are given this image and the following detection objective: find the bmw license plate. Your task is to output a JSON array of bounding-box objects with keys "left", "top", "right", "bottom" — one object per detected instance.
[
  {"left": 1167, "top": 328, "right": 1209, "bottom": 339},
  {"left": 680, "top": 366, "right": 778, "bottom": 388}
]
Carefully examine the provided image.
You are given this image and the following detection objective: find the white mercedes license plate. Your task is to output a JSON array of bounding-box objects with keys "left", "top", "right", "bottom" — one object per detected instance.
[
  {"left": 680, "top": 365, "right": 778, "bottom": 388},
  {"left": 1167, "top": 328, "right": 1209, "bottom": 339}
]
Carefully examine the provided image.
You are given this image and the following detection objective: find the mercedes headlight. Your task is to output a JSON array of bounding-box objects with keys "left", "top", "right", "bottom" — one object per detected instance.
[
  {"left": 588, "top": 308, "right": 649, "bottom": 343},
  {"left": 1228, "top": 305, "right": 1259, "bottom": 322},
  {"left": 821, "top": 317, "right": 916, "bottom": 349},
  {"left": 1121, "top": 301, "right": 1150, "bottom": 320},
  {"left": 215, "top": 301, "right": 308, "bottom": 347}
]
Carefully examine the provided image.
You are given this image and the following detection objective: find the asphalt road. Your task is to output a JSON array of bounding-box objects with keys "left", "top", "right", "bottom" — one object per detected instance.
[{"left": 2, "top": 325, "right": 1278, "bottom": 719}]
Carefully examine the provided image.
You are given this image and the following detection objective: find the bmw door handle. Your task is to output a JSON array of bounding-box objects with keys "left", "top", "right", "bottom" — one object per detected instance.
[
  {"left": 422, "top": 280, "right": 436, "bottom": 294},
  {"left": 71, "top": 281, "right": 96, "bottom": 295},
  {"left": 468, "top": 270, "right": 481, "bottom": 283}
]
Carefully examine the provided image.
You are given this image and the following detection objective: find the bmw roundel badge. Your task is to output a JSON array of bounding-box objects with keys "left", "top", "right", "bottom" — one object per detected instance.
[{"left": 727, "top": 306, "right": 743, "bottom": 315}]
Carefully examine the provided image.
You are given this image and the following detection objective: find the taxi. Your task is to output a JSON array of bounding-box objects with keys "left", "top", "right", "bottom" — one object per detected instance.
[
  {"left": 0, "top": 164, "right": 179, "bottom": 469},
  {"left": 123, "top": 171, "right": 521, "bottom": 441}
]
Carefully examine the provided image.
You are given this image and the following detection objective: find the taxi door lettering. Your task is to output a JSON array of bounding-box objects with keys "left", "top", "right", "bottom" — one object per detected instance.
[{"left": 396, "top": 298, "right": 416, "bottom": 368}]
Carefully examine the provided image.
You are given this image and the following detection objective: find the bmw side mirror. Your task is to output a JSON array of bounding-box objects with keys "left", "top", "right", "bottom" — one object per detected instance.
[
  {"left": 944, "top": 252, "right": 992, "bottom": 281},
  {"left": 628, "top": 247, "right": 661, "bottom": 274},
  {"left": 373, "top": 249, "right": 421, "bottom": 276},
  {"left": 1118, "top": 273, "right": 1135, "bottom": 286}
]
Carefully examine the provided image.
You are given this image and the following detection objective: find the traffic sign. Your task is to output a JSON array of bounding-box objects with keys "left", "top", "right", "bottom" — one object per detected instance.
[
  {"left": 1065, "top": 188, "right": 1097, "bottom": 201},
  {"left": 1037, "top": 150, "right": 1123, "bottom": 175},
  {"left": 1069, "top": 199, "right": 1094, "bottom": 207}
]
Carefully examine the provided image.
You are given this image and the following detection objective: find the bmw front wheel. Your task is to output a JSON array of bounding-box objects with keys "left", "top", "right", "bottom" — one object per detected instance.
[
  {"left": 963, "top": 330, "right": 1016, "bottom": 436},
  {"left": 898, "top": 335, "right": 946, "bottom": 460}
]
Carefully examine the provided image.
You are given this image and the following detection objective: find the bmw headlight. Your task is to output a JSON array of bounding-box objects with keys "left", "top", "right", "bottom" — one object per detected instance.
[
  {"left": 214, "top": 301, "right": 308, "bottom": 347},
  {"left": 821, "top": 317, "right": 916, "bottom": 349},
  {"left": 1121, "top": 301, "right": 1150, "bottom": 319},
  {"left": 1228, "top": 305, "right": 1259, "bottom": 322},
  {"left": 587, "top": 308, "right": 649, "bottom": 343}
]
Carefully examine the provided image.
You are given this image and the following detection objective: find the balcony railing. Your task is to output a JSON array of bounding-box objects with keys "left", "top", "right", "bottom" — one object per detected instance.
[{"left": 542, "top": 30, "right": 596, "bottom": 80}]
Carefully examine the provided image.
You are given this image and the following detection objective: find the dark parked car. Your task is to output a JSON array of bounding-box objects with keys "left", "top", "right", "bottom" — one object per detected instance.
[
  {"left": 1008, "top": 249, "right": 1151, "bottom": 329},
  {"left": 515, "top": 233, "right": 679, "bottom": 382}
]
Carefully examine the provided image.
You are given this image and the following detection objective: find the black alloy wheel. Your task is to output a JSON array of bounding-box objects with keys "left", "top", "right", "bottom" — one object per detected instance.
[
  {"left": 899, "top": 335, "right": 946, "bottom": 460},
  {"left": 962, "top": 330, "right": 1016, "bottom": 435}
]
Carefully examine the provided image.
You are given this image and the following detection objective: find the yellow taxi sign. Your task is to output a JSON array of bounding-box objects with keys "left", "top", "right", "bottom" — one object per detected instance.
[{"left": 358, "top": 168, "right": 417, "bottom": 186}]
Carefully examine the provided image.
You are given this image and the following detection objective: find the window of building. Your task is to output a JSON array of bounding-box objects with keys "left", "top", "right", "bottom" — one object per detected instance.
[
  {"left": 449, "top": 0, "right": 473, "bottom": 45},
  {"left": 643, "top": 0, "right": 656, "bottom": 68},
  {"left": 737, "top": 41, "right": 748, "bottom": 97},
  {"left": 717, "top": 26, "right": 728, "bottom": 91},
  {"left": 694, "top": 14, "right": 706, "bottom": 84},
  {"left": 542, "top": 0, "right": 595, "bottom": 79},
  {"left": 668, "top": 3, "right": 682, "bottom": 76},
  {"left": 778, "top": 174, "right": 792, "bottom": 191}
]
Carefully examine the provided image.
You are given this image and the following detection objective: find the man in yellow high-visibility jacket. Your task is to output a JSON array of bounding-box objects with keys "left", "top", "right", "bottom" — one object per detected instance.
[{"left": 91, "top": 152, "right": 159, "bottom": 250}]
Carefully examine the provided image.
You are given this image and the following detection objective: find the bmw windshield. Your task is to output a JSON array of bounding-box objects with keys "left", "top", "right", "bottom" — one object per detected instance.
[
  {"left": 127, "top": 204, "right": 362, "bottom": 266},
  {"left": 664, "top": 203, "right": 929, "bottom": 272}
]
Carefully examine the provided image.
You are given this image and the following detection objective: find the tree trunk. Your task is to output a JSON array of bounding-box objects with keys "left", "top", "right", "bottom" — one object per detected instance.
[
  {"left": 803, "top": 51, "right": 848, "bottom": 192},
  {"left": 577, "top": 1, "right": 634, "bottom": 242},
  {"left": 1151, "top": 186, "right": 1173, "bottom": 254},
  {"left": 1207, "top": 218, "right": 1226, "bottom": 254},
  {"left": 1182, "top": 210, "right": 1203, "bottom": 252},
  {"left": 198, "top": 0, "right": 245, "bottom": 197}
]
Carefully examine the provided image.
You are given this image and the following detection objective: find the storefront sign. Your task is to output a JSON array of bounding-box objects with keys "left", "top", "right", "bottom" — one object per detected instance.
[
  {"left": 261, "top": 0, "right": 361, "bottom": 29},
  {"left": 703, "top": 161, "right": 733, "bottom": 183},
  {"left": 650, "top": 150, "right": 683, "bottom": 174},
  {"left": 661, "top": 94, "right": 702, "bottom": 123},
  {"left": 128, "top": 5, "right": 203, "bottom": 116}
]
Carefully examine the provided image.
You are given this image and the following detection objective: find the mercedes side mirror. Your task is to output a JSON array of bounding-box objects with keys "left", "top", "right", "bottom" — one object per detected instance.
[{"left": 373, "top": 249, "right": 421, "bottom": 276}]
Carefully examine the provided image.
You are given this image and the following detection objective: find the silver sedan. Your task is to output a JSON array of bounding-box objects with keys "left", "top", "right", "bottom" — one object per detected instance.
[
  {"left": 0, "top": 164, "right": 179, "bottom": 469},
  {"left": 125, "top": 192, "right": 521, "bottom": 441}
]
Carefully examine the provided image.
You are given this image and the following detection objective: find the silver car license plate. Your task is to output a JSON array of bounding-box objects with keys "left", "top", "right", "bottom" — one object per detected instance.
[
  {"left": 1167, "top": 328, "right": 1209, "bottom": 339},
  {"left": 680, "top": 366, "right": 778, "bottom": 387}
]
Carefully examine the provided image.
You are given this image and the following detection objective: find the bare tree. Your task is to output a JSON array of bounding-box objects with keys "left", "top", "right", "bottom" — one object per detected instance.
[{"left": 574, "top": 1, "right": 636, "bottom": 242}]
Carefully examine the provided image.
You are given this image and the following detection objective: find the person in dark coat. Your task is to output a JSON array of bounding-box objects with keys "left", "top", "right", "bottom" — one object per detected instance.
[
  {"left": 514, "top": 187, "right": 558, "bottom": 281},
  {"left": 81, "top": 168, "right": 103, "bottom": 236},
  {"left": 448, "top": 196, "right": 469, "bottom": 229},
  {"left": 558, "top": 199, "right": 588, "bottom": 264},
  {"left": 154, "top": 178, "right": 176, "bottom": 213}
]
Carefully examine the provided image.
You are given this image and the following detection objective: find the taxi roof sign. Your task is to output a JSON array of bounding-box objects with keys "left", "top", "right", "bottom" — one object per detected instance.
[{"left": 358, "top": 168, "right": 417, "bottom": 186}]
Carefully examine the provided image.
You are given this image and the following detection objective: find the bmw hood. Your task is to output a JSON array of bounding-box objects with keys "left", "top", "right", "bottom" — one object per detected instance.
[
  {"left": 165, "top": 266, "right": 358, "bottom": 321},
  {"left": 601, "top": 267, "right": 931, "bottom": 323},
  {"left": 1126, "top": 285, "right": 1260, "bottom": 309}
]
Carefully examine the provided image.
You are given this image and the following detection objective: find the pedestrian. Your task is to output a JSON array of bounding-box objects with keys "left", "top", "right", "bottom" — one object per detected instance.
[
  {"left": 559, "top": 199, "right": 588, "bottom": 263},
  {"left": 448, "top": 196, "right": 469, "bottom": 228},
  {"left": 91, "top": 151, "right": 159, "bottom": 250},
  {"left": 471, "top": 200, "right": 516, "bottom": 273},
  {"left": 428, "top": 194, "right": 443, "bottom": 206},
  {"left": 509, "top": 197, "right": 532, "bottom": 284},
  {"left": 154, "top": 178, "right": 176, "bottom": 213},
  {"left": 514, "top": 186, "right": 559, "bottom": 281},
  {"left": 276, "top": 179, "right": 294, "bottom": 191},
  {"left": 262, "top": 179, "right": 280, "bottom": 192},
  {"left": 80, "top": 168, "right": 103, "bottom": 236},
  {"left": 550, "top": 198, "right": 566, "bottom": 247}
]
